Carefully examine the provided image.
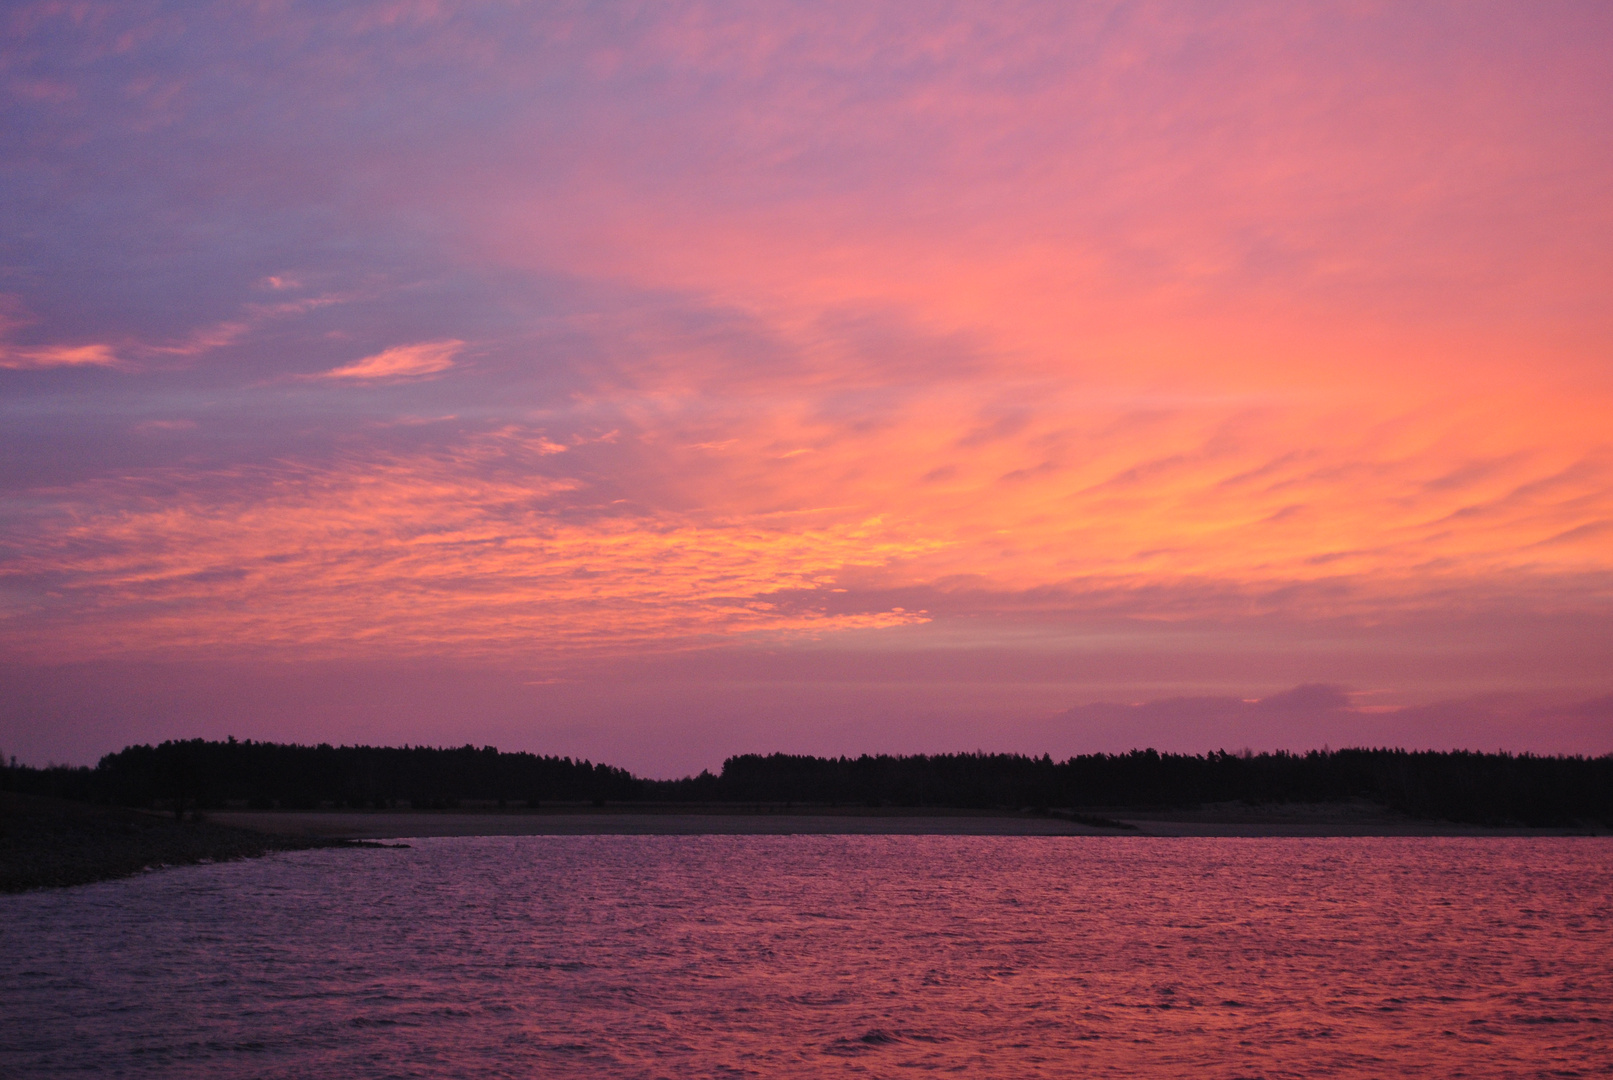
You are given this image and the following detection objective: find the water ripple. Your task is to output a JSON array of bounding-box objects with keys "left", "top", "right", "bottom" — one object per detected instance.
[{"left": 2, "top": 836, "right": 1610, "bottom": 1078}]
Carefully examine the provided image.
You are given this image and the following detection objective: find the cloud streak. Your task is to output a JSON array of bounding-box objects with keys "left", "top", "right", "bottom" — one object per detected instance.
[
  {"left": 0, "top": 343, "right": 121, "bottom": 369},
  {"left": 320, "top": 340, "right": 464, "bottom": 381}
]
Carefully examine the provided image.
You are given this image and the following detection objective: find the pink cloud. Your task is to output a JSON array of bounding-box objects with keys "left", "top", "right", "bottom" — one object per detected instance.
[
  {"left": 0, "top": 343, "right": 121, "bottom": 369},
  {"left": 320, "top": 339, "right": 464, "bottom": 381}
]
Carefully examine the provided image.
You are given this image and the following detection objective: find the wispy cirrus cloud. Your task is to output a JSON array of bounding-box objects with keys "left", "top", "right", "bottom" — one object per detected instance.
[
  {"left": 0, "top": 426, "right": 933, "bottom": 661},
  {"left": 319, "top": 340, "right": 464, "bottom": 381},
  {"left": 0, "top": 343, "right": 121, "bottom": 369},
  {"left": 0, "top": 284, "right": 351, "bottom": 375},
  {"left": 4, "top": 387, "right": 1610, "bottom": 666}
]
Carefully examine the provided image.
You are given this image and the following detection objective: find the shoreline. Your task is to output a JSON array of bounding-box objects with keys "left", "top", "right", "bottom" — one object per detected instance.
[
  {"left": 8, "top": 795, "right": 1603, "bottom": 895},
  {"left": 207, "top": 805, "right": 1610, "bottom": 839},
  {"left": 0, "top": 793, "right": 363, "bottom": 893}
]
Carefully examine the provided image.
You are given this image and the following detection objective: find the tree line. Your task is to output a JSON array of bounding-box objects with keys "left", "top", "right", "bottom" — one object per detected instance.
[
  {"left": 689, "top": 749, "right": 1613, "bottom": 825},
  {"left": 1, "top": 739, "right": 638, "bottom": 813},
  {"left": 3, "top": 740, "right": 1610, "bottom": 826}
]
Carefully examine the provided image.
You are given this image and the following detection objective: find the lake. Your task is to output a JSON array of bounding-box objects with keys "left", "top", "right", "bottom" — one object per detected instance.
[{"left": 3, "top": 836, "right": 1609, "bottom": 1078}]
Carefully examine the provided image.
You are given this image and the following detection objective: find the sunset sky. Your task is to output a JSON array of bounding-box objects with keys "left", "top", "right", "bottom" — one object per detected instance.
[{"left": 3, "top": 1, "right": 1610, "bottom": 774}]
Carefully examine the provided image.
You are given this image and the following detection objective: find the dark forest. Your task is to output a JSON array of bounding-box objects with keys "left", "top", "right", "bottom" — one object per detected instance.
[{"left": 6, "top": 739, "right": 1611, "bottom": 827}]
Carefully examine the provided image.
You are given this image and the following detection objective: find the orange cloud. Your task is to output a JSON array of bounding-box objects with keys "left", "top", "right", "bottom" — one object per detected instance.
[
  {"left": 320, "top": 340, "right": 464, "bottom": 381},
  {"left": 0, "top": 343, "right": 120, "bottom": 369},
  {"left": 3, "top": 381, "right": 1608, "bottom": 666},
  {"left": 0, "top": 431, "right": 934, "bottom": 661}
]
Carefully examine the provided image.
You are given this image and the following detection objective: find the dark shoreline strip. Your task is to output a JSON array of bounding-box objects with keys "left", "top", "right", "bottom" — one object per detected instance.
[{"left": 0, "top": 793, "right": 363, "bottom": 893}]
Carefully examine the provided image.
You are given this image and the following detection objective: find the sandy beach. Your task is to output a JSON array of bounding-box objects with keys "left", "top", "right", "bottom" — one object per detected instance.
[
  {"left": 12, "top": 797, "right": 1596, "bottom": 894},
  {"left": 210, "top": 808, "right": 1112, "bottom": 838},
  {"left": 207, "top": 805, "right": 1607, "bottom": 840}
]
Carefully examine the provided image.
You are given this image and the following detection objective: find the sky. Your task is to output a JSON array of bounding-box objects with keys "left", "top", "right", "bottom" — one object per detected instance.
[{"left": 2, "top": 1, "right": 1611, "bottom": 775}]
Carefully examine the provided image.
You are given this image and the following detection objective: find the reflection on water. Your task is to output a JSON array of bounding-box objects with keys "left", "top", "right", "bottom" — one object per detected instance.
[{"left": 2, "top": 836, "right": 1610, "bottom": 1078}]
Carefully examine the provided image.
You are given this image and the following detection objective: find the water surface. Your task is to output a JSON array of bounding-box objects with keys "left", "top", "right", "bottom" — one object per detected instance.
[{"left": 3, "top": 836, "right": 1609, "bottom": 1078}]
